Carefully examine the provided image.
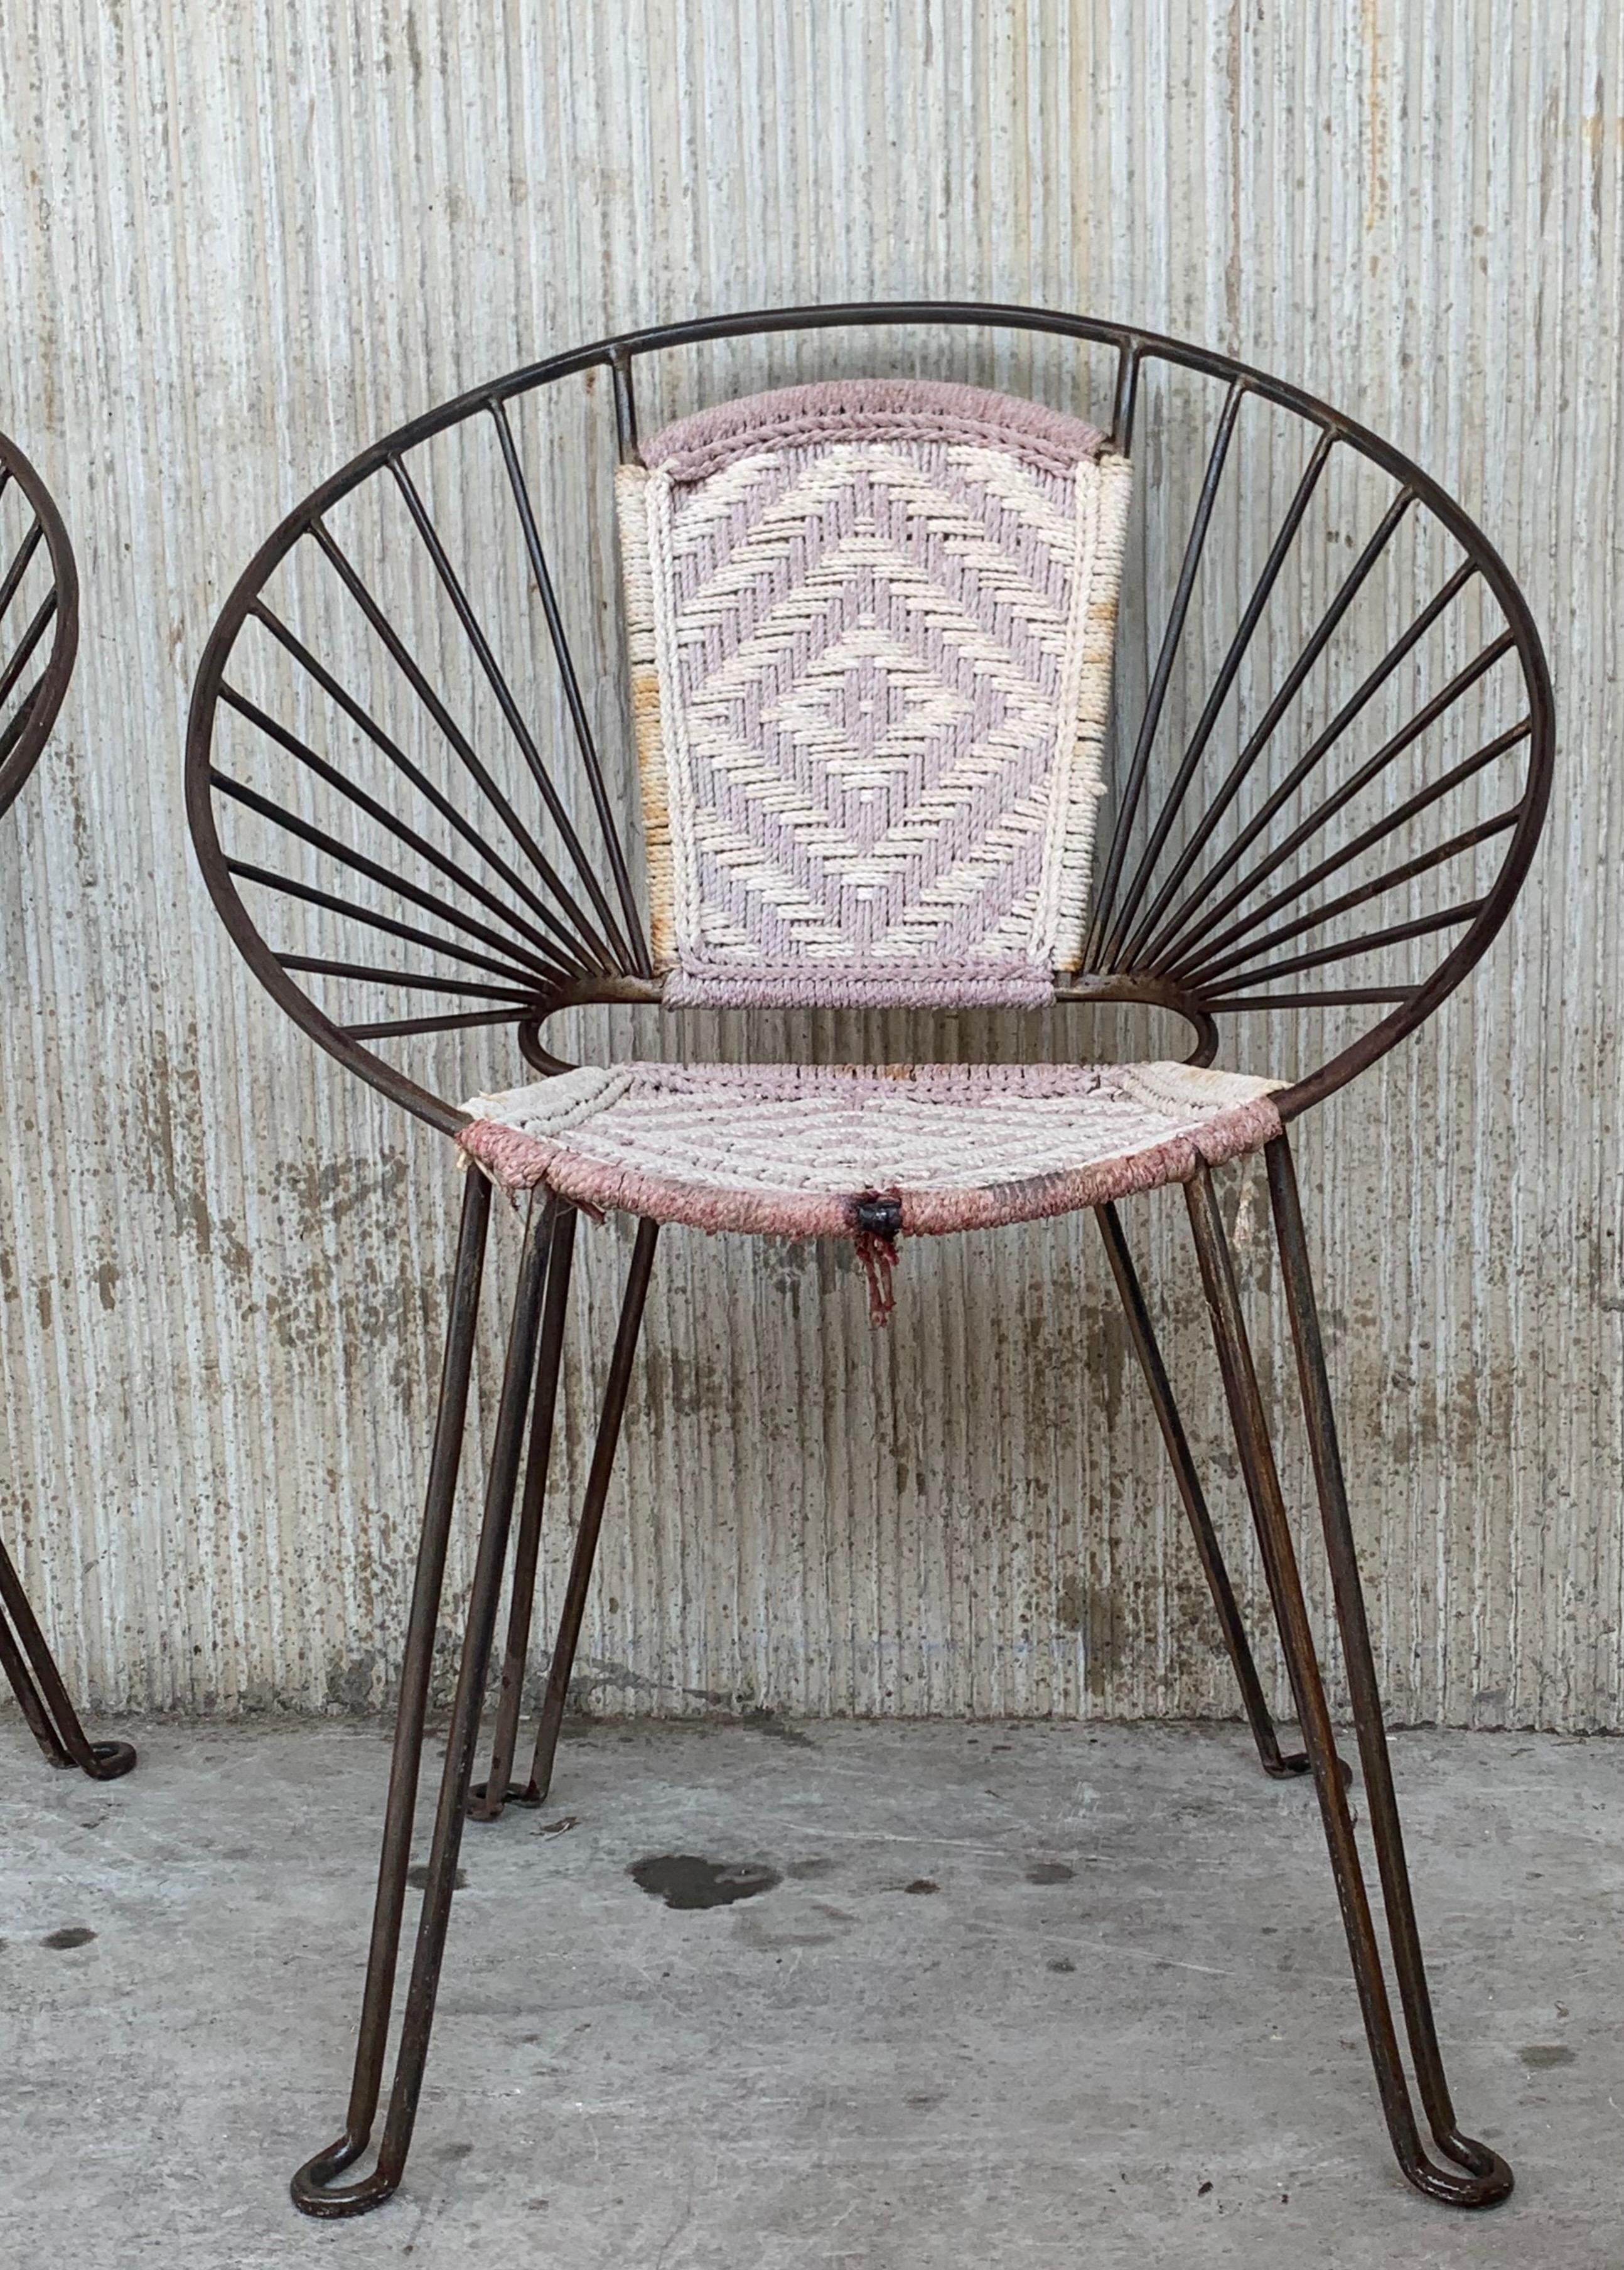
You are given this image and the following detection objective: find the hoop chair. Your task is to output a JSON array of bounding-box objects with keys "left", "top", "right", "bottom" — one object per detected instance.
[
  {"left": 0, "top": 431, "right": 136, "bottom": 1783},
  {"left": 185, "top": 304, "right": 1552, "bottom": 2218}
]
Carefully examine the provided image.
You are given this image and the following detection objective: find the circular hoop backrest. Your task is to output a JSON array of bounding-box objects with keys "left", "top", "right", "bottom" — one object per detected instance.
[
  {"left": 0, "top": 431, "right": 78, "bottom": 827},
  {"left": 186, "top": 304, "right": 1553, "bottom": 1135}
]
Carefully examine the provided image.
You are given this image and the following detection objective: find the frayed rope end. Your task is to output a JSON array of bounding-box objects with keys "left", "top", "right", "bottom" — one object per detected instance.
[{"left": 851, "top": 1191, "right": 903, "bottom": 1327}]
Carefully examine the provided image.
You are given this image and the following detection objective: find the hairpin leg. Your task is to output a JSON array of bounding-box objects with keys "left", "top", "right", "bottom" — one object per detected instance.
[
  {"left": 0, "top": 1540, "right": 136, "bottom": 1780},
  {"left": 1095, "top": 1199, "right": 1307, "bottom": 1777},
  {"left": 1184, "top": 1157, "right": 1511, "bottom": 2207},
  {"left": 525, "top": 1217, "right": 659, "bottom": 1807},
  {"left": 1264, "top": 1133, "right": 1511, "bottom": 2193},
  {"left": 469, "top": 1203, "right": 579, "bottom": 1822},
  {"left": 290, "top": 1167, "right": 514, "bottom": 2218}
]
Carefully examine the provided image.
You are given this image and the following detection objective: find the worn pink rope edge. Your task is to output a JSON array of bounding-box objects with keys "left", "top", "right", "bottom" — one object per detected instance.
[
  {"left": 642, "top": 378, "right": 1108, "bottom": 482},
  {"left": 457, "top": 1092, "right": 1283, "bottom": 1242}
]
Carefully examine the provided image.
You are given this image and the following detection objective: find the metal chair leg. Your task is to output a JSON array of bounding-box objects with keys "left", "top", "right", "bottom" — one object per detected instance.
[
  {"left": 1095, "top": 1200, "right": 1308, "bottom": 1778},
  {"left": 0, "top": 1537, "right": 137, "bottom": 1779},
  {"left": 1264, "top": 1132, "right": 1510, "bottom": 2190},
  {"left": 469, "top": 1203, "right": 578, "bottom": 1822},
  {"left": 525, "top": 1217, "right": 659, "bottom": 1807},
  {"left": 1184, "top": 1160, "right": 1511, "bottom": 2208},
  {"left": 289, "top": 1167, "right": 511, "bottom": 2218}
]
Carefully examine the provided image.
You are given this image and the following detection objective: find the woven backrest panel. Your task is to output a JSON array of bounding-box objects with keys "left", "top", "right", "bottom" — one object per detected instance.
[{"left": 616, "top": 379, "right": 1131, "bottom": 1007}]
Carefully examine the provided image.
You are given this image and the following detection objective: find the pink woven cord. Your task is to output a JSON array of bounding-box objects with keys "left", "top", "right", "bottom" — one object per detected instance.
[
  {"left": 643, "top": 378, "right": 1107, "bottom": 481},
  {"left": 456, "top": 1084, "right": 1284, "bottom": 1242},
  {"left": 662, "top": 965, "right": 1057, "bottom": 1009}
]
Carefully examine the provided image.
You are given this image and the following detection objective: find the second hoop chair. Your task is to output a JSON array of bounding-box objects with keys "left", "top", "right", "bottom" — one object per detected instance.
[
  {"left": 0, "top": 430, "right": 136, "bottom": 1783},
  {"left": 186, "top": 305, "right": 1551, "bottom": 2217}
]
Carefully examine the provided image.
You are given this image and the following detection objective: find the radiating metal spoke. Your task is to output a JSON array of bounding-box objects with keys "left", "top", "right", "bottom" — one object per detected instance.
[
  {"left": 609, "top": 344, "right": 642, "bottom": 462},
  {"left": 1109, "top": 429, "right": 1336, "bottom": 968},
  {"left": 1148, "top": 561, "right": 1482, "bottom": 970},
  {"left": 1205, "top": 984, "right": 1414, "bottom": 1009},
  {"left": 343, "top": 1007, "right": 529, "bottom": 1041},
  {"left": 1198, "top": 900, "right": 1481, "bottom": 993},
  {"left": 1132, "top": 489, "right": 1421, "bottom": 969},
  {"left": 1109, "top": 339, "right": 1141, "bottom": 453},
  {"left": 309, "top": 519, "right": 611, "bottom": 972},
  {"left": 1156, "top": 621, "right": 1510, "bottom": 974},
  {"left": 277, "top": 954, "right": 537, "bottom": 1003},
  {"left": 0, "top": 593, "right": 56, "bottom": 714},
  {"left": 1171, "top": 729, "right": 1529, "bottom": 981},
  {"left": 1185, "top": 818, "right": 1517, "bottom": 986},
  {"left": 212, "top": 770, "right": 573, "bottom": 984},
  {"left": 221, "top": 684, "right": 584, "bottom": 972},
  {"left": 487, "top": 399, "right": 650, "bottom": 976},
  {"left": 0, "top": 517, "right": 45, "bottom": 621},
  {"left": 227, "top": 858, "right": 548, "bottom": 988},
  {"left": 388, "top": 455, "right": 632, "bottom": 971},
  {"left": 249, "top": 600, "right": 594, "bottom": 954},
  {"left": 1085, "top": 379, "right": 1247, "bottom": 963}
]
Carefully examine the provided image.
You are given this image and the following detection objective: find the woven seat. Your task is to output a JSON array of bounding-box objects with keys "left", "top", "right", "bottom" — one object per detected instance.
[{"left": 459, "top": 1057, "right": 1283, "bottom": 1240}]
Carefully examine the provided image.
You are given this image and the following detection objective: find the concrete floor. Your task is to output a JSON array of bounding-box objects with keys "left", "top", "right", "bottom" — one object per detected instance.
[{"left": 1, "top": 1714, "right": 1620, "bottom": 2268}]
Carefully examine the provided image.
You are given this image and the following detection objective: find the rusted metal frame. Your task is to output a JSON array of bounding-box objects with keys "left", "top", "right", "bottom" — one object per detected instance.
[
  {"left": 277, "top": 954, "right": 539, "bottom": 1003},
  {"left": 1085, "top": 379, "right": 1247, "bottom": 967},
  {"left": 1110, "top": 429, "right": 1336, "bottom": 970},
  {"left": 219, "top": 684, "right": 582, "bottom": 974},
  {"left": 186, "top": 308, "right": 1554, "bottom": 1136},
  {"left": 487, "top": 399, "right": 651, "bottom": 977},
  {"left": 1094, "top": 1201, "right": 1307, "bottom": 1778},
  {"left": 213, "top": 781, "right": 566, "bottom": 986},
  {"left": 0, "top": 1540, "right": 137, "bottom": 1779},
  {"left": 1208, "top": 986, "right": 1415, "bottom": 1010},
  {"left": 385, "top": 455, "right": 632, "bottom": 973},
  {"left": 1171, "top": 744, "right": 1528, "bottom": 982},
  {"left": 609, "top": 346, "right": 642, "bottom": 464},
  {"left": 526, "top": 1217, "right": 660, "bottom": 1806},
  {"left": 344, "top": 1007, "right": 529, "bottom": 1041},
  {"left": 0, "top": 592, "right": 57, "bottom": 714},
  {"left": 1183, "top": 1160, "right": 1510, "bottom": 2207},
  {"left": 505, "top": 968, "right": 1225, "bottom": 1081},
  {"left": 1131, "top": 490, "right": 1420, "bottom": 969},
  {"left": 1181, "top": 638, "right": 1515, "bottom": 986},
  {"left": 1265, "top": 1134, "right": 1507, "bottom": 2188},
  {"left": 1195, "top": 898, "right": 1483, "bottom": 995},
  {"left": 0, "top": 435, "right": 128, "bottom": 1783},
  {"left": 227, "top": 859, "right": 549, "bottom": 994},
  {"left": 0, "top": 688, "right": 43, "bottom": 777},
  {"left": 1109, "top": 338, "right": 1140, "bottom": 455},
  {"left": 470, "top": 1202, "right": 580, "bottom": 1820},
  {"left": 0, "top": 517, "right": 45, "bottom": 621},
  {"left": 0, "top": 1593, "right": 70, "bottom": 1763},
  {"left": 247, "top": 600, "right": 594, "bottom": 957},
  {"left": 1150, "top": 566, "right": 1488, "bottom": 972},
  {"left": 1185, "top": 816, "right": 1516, "bottom": 989},
  {"left": 305, "top": 519, "right": 600, "bottom": 979},
  {"left": 292, "top": 1171, "right": 551, "bottom": 2219}
]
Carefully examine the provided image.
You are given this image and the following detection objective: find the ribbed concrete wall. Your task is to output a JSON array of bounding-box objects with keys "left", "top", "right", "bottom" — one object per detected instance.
[{"left": 0, "top": 2, "right": 1618, "bottom": 1729}]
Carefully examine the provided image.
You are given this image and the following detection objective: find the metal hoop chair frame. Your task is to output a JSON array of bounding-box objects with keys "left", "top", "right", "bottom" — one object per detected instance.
[
  {"left": 185, "top": 303, "right": 1552, "bottom": 2217},
  {"left": 0, "top": 431, "right": 136, "bottom": 1782}
]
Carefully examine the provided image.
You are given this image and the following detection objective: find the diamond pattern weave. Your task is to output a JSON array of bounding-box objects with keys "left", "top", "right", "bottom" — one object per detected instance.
[{"left": 618, "top": 380, "right": 1132, "bottom": 1008}]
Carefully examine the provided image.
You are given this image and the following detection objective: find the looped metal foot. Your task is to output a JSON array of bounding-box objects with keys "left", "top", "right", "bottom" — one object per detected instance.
[
  {"left": 82, "top": 1737, "right": 138, "bottom": 1780},
  {"left": 1262, "top": 1745, "right": 1355, "bottom": 1788},
  {"left": 291, "top": 2133, "right": 400, "bottom": 2219},
  {"left": 1262, "top": 1746, "right": 1311, "bottom": 1777},
  {"left": 467, "top": 1777, "right": 540, "bottom": 1816},
  {"left": 0, "top": 1543, "right": 138, "bottom": 1782},
  {"left": 1403, "top": 2137, "right": 1513, "bottom": 2208}
]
